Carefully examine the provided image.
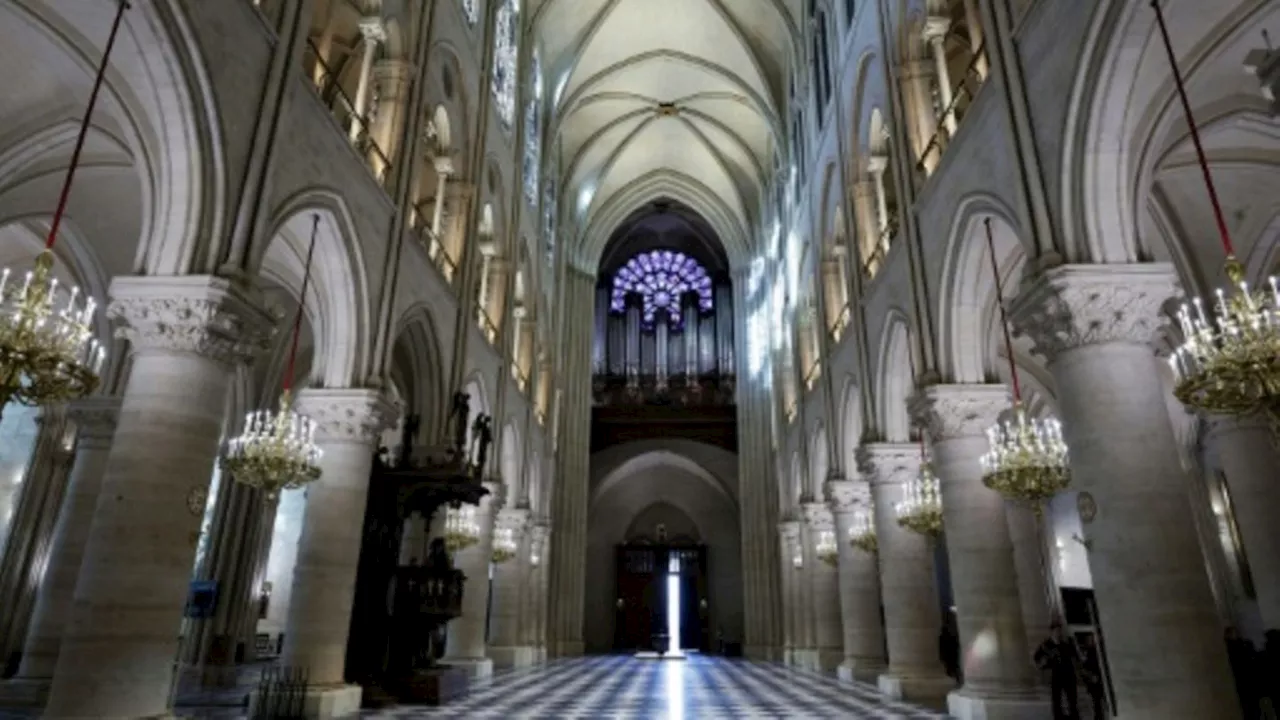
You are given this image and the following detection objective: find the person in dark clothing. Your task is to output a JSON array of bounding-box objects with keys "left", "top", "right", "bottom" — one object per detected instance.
[
  {"left": 939, "top": 614, "right": 961, "bottom": 684},
  {"left": 1263, "top": 630, "right": 1280, "bottom": 718},
  {"left": 1225, "top": 627, "right": 1261, "bottom": 719},
  {"left": 1078, "top": 633, "right": 1107, "bottom": 720},
  {"left": 1035, "top": 623, "right": 1080, "bottom": 720}
]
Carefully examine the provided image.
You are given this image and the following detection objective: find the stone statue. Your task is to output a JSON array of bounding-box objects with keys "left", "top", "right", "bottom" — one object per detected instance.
[
  {"left": 473, "top": 415, "right": 494, "bottom": 479},
  {"left": 449, "top": 391, "right": 470, "bottom": 453}
]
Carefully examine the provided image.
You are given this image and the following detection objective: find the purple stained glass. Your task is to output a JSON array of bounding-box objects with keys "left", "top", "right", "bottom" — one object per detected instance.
[{"left": 610, "top": 249, "right": 714, "bottom": 327}]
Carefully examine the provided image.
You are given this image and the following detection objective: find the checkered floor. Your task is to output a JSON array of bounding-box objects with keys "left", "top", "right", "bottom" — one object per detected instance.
[{"left": 360, "top": 654, "right": 949, "bottom": 719}]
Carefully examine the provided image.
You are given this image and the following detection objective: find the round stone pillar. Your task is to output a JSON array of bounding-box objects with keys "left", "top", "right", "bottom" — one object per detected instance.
[
  {"left": 1208, "top": 414, "right": 1280, "bottom": 630},
  {"left": 1012, "top": 264, "right": 1240, "bottom": 719},
  {"left": 802, "top": 502, "right": 844, "bottom": 671},
  {"left": 1005, "top": 503, "right": 1054, "bottom": 665},
  {"left": 43, "top": 277, "right": 272, "bottom": 719},
  {"left": 444, "top": 481, "right": 504, "bottom": 678},
  {"left": 5, "top": 399, "right": 120, "bottom": 705},
  {"left": 858, "top": 443, "right": 954, "bottom": 703},
  {"left": 280, "top": 388, "right": 395, "bottom": 719},
  {"left": 826, "top": 478, "right": 886, "bottom": 682},
  {"left": 779, "top": 520, "right": 802, "bottom": 666},
  {"left": 911, "top": 384, "right": 1045, "bottom": 719},
  {"left": 488, "top": 507, "right": 532, "bottom": 668}
]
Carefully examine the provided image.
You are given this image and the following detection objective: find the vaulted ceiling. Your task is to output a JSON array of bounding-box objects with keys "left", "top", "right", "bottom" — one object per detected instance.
[{"left": 530, "top": 0, "right": 800, "bottom": 268}]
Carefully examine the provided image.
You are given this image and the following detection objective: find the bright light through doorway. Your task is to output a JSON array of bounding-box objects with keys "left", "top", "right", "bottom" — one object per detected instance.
[{"left": 667, "top": 572, "right": 681, "bottom": 655}]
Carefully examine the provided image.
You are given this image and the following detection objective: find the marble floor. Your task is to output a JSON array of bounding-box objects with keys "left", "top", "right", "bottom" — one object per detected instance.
[{"left": 360, "top": 654, "right": 949, "bottom": 719}]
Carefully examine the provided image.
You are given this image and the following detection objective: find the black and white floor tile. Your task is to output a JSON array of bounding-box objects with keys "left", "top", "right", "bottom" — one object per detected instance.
[{"left": 358, "top": 654, "right": 950, "bottom": 719}]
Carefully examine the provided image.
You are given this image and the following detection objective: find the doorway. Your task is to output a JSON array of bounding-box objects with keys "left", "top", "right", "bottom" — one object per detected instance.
[{"left": 614, "top": 544, "right": 707, "bottom": 652}]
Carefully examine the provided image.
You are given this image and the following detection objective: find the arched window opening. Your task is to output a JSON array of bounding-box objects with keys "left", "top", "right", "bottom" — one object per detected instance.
[
  {"left": 523, "top": 50, "right": 543, "bottom": 207},
  {"left": 461, "top": 0, "right": 479, "bottom": 26},
  {"left": 475, "top": 203, "right": 502, "bottom": 344},
  {"left": 809, "top": 5, "right": 833, "bottom": 116},
  {"left": 918, "top": 0, "right": 988, "bottom": 174},
  {"left": 844, "top": 0, "right": 856, "bottom": 27},
  {"left": 822, "top": 215, "right": 852, "bottom": 340},
  {"left": 610, "top": 250, "right": 714, "bottom": 329},
  {"left": 492, "top": 0, "right": 520, "bottom": 130},
  {"left": 859, "top": 109, "right": 900, "bottom": 281}
]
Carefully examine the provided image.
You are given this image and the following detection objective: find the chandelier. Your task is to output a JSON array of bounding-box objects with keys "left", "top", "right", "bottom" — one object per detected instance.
[
  {"left": 444, "top": 504, "right": 480, "bottom": 552},
  {"left": 896, "top": 435, "right": 944, "bottom": 539},
  {"left": 1151, "top": 0, "right": 1280, "bottom": 427},
  {"left": 221, "top": 215, "right": 324, "bottom": 497},
  {"left": 0, "top": 2, "right": 129, "bottom": 409},
  {"left": 848, "top": 509, "right": 877, "bottom": 554},
  {"left": 815, "top": 528, "right": 839, "bottom": 567},
  {"left": 977, "top": 218, "right": 1071, "bottom": 508},
  {"left": 492, "top": 525, "right": 518, "bottom": 564}
]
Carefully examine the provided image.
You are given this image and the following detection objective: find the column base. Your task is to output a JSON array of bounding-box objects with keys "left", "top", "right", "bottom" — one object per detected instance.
[
  {"left": 551, "top": 641, "right": 584, "bottom": 657},
  {"left": 0, "top": 676, "right": 51, "bottom": 707},
  {"left": 488, "top": 645, "right": 537, "bottom": 669},
  {"left": 535, "top": 647, "right": 547, "bottom": 664},
  {"left": 877, "top": 672, "right": 955, "bottom": 705},
  {"left": 947, "top": 687, "right": 1050, "bottom": 720},
  {"left": 838, "top": 658, "right": 887, "bottom": 683},
  {"left": 249, "top": 683, "right": 361, "bottom": 720},
  {"left": 441, "top": 657, "right": 494, "bottom": 679},
  {"left": 815, "top": 649, "right": 843, "bottom": 672}
]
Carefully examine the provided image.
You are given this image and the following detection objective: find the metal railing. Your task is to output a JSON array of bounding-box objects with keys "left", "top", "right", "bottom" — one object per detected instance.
[
  {"left": 250, "top": 666, "right": 309, "bottom": 720},
  {"left": 803, "top": 360, "right": 822, "bottom": 391},
  {"left": 302, "top": 40, "right": 392, "bottom": 187},
  {"left": 862, "top": 218, "right": 898, "bottom": 280},
  {"left": 410, "top": 201, "right": 458, "bottom": 284},
  {"left": 829, "top": 304, "right": 852, "bottom": 341},
  {"left": 917, "top": 43, "right": 989, "bottom": 174},
  {"left": 477, "top": 308, "right": 499, "bottom": 345}
]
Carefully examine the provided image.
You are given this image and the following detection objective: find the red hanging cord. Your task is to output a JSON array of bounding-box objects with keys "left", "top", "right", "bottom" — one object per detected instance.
[
  {"left": 46, "top": 0, "right": 130, "bottom": 251},
  {"left": 283, "top": 215, "right": 320, "bottom": 392},
  {"left": 985, "top": 218, "right": 1022, "bottom": 403},
  {"left": 1151, "top": 0, "right": 1235, "bottom": 258}
]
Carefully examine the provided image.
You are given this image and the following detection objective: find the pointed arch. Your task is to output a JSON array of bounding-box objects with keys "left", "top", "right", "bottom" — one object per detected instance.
[{"left": 875, "top": 308, "right": 913, "bottom": 443}]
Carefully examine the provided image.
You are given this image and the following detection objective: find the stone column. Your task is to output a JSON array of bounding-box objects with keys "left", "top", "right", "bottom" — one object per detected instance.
[
  {"left": 489, "top": 508, "right": 533, "bottom": 668},
  {"left": 368, "top": 59, "right": 412, "bottom": 178},
  {"left": 280, "top": 389, "right": 395, "bottom": 719},
  {"left": 1209, "top": 415, "right": 1280, "bottom": 629},
  {"left": 444, "top": 481, "right": 504, "bottom": 677},
  {"left": 349, "top": 17, "right": 385, "bottom": 143},
  {"left": 802, "top": 503, "right": 843, "bottom": 671},
  {"left": 0, "top": 405, "right": 72, "bottom": 671},
  {"left": 899, "top": 60, "right": 939, "bottom": 172},
  {"left": 441, "top": 182, "right": 473, "bottom": 279},
  {"left": 43, "top": 277, "right": 271, "bottom": 720},
  {"left": 779, "top": 521, "right": 801, "bottom": 666},
  {"left": 826, "top": 479, "right": 887, "bottom": 682},
  {"left": 430, "top": 156, "right": 452, "bottom": 240},
  {"left": 851, "top": 180, "right": 880, "bottom": 274},
  {"left": 911, "top": 384, "right": 1046, "bottom": 719},
  {"left": 1005, "top": 503, "right": 1054, "bottom": 664},
  {"left": 528, "top": 523, "right": 551, "bottom": 663},
  {"left": 858, "top": 443, "right": 954, "bottom": 703},
  {"left": 821, "top": 257, "right": 845, "bottom": 335},
  {"left": 924, "top": 17, "right": 956, "bottom": 134},
  {"left": 4, "top": 399, "right": 119, "bottom": 706},
  {"left": 961, "top": 0, "right": 988, "bottom": 79},
  {"left": 1012, "top": 264, "right": 1240, "bottom": 718}
]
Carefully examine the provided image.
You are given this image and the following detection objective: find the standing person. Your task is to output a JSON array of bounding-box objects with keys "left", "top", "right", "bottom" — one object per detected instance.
[
  {"left": 1035, "top": 623, "right": 1080, "bottom": 720},
  {"left": 1079, "top": 633, "right": 1107, "bottom": 720},
  {"left": 939, "top": 612, "right": 961, "bottom": 685},
  {"left": 1262, "top": 630, "right": 1280, "bottom": 719}
]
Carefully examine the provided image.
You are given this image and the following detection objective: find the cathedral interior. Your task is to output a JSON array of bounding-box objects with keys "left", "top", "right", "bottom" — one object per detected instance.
[{"left": 0, "top": 0, "right": 1277, "bottom": 718}]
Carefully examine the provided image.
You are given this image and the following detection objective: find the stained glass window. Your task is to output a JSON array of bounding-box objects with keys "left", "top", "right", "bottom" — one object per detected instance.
[
  {"left": 523, "top": 50, "right": 542, "bottom": 207},
  {"left": 461, "top": 0, "right": 478, "bottom": 26},
  {"left": 492, "top": 0, "right": 519, "bottom": 130},
  {"left": 610, "top": 250, "right": 714, "bottom": 328},
  {"left": 543, "top": 177, "right": 556, "bottom": 267}
]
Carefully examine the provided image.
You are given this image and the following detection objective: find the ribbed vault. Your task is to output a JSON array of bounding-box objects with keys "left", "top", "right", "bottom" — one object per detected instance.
[{"left": 532, "top": 0, "right": 799, "bottom": 270}]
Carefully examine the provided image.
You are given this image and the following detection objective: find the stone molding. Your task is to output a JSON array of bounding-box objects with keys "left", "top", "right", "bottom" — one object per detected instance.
[
  {"left": 295, "top": 389, "right": 398, "bottom": 446},
  {"left": 68, "top": 396, "right": 123, "bottom": 443},
  {"left": 825, "top": 479, "right": 873, "bottom": 515},
  {"left": 801, "top": 502, "right": 834, "bottom": 530},
  {"left": 855, "top": 443, "right": 921, "bottom": 487},
  {"left": 1010, "top": 263, "right": 1178, "bottom": 361},
  {"left": 496, "top": 508, "right": 530, "bottom": 536},
  {"left": 779, "top": 520, "right": 802, "bottom": 544},
  {"left": 909, "top": 384, "right": 1007, "bottom": 441},
  {"left": 108, "top": 275, "right": 274, "bottom": 367}
]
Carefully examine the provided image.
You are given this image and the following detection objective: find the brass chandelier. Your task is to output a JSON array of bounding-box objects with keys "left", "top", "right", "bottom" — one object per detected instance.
[
  {"left": 977, "top": 218, "right": 1071, "bottom": 508},
  {"left": 491, "top": 524, "right": 518, "bottom": 564},
  {"left": 815, "top": 528, "right": 839, "bottom": 567},
  {"left": 0, "top": 1, "right": 129, "bottom": 408},
  {"left": 1151, "top": 0, "right": 1280, "bottom": 427},
  {"left": 221, "top": 216, "right": 324, "bottom": 498},
  {"left": 848, "top": 509, "right": 877, "bottom": 554},
  {"left": 896, "top": 433, "right": 944, "bottom": 539},
  {"left": 444, "top": 503, "right": 480, "bottom": 552}
]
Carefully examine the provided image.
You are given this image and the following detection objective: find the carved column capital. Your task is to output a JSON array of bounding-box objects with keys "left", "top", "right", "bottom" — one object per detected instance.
[
  {"left": 68, "top": 396, "right": 123, "bottom": 445},
  {"left": 856, "top": 443, "right": 921, "bottom": 487},
  {"left": 1010, "top": 263, "right": 1179, "bottom": 362},
  {"left": 496, "top": 507, "right": 530, "bottom": 535},
  {"left": 358, "top": 16, "right": 387, "bottom": 43},
  {"left": 801, "top": 502, "right": 834, "bottom": 531},
  {"left": 295, "top": 389, "right": 398, "bottom": 446},
  {"left": 909, "top": 384, "right": 1008, "bottom": 441},
  {"left": 825, "top": 479, "right": 873, "bottom": 515},
  {"left": 779, "top": 520, "right": 802, "bottom": 544},
  {"left": 108, "top": 276, "right": 274, "bottom": 367}
]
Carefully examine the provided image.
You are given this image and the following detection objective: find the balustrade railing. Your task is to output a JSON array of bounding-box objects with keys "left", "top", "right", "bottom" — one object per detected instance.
[
  {"left": 303, "top": 40, "right": 393, "bottom": 187},
  {"left": 411, "top": 201, "right": 457, "bottom": 284},
  {"left": 803, "top": 360, "right": 822, "bottom": 391},
  {"left": 862, "top": 217, "right": 899, "bottom": 280},
  {"left": 829, "top": 304, "right": 852, "bottom": 342},
  {"left": 477, "top": 308, "right": 499, "bottom": 345},
  {"left": 917, "top": 43, "right": 989, "bottom": 174}
]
